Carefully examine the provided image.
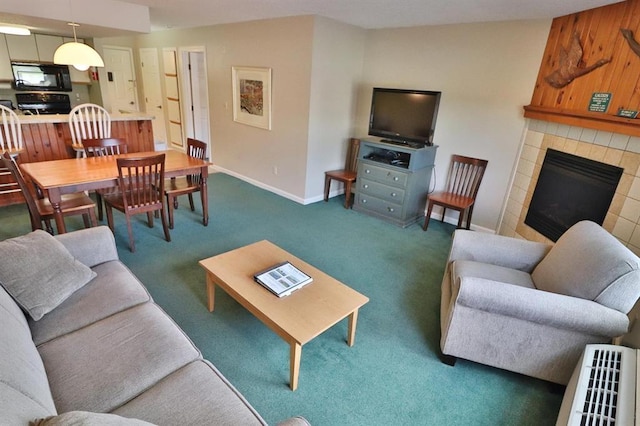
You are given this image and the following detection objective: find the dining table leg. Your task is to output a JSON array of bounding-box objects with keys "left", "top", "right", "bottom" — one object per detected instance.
[
  {"left": 201, "top": 166, "right": 209, "bottom": 226},
  {"left": 47, "top": 187, "right": 67, "bottom": 234}
]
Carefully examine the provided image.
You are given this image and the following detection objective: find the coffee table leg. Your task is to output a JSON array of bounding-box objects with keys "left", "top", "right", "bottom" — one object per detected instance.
[
  {"left": 206, "top": 274, "right": 216, "bottom": 312},
  {"left": 290, "top": 342, "right": 302, "bottom": 391},
  {"left": 347, "top": 308, "right": 360, "bottom": 346}
]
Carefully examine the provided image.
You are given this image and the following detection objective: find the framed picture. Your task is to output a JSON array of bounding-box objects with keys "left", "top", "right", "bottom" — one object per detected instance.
[{"left": 232, "top": 66, "right": 272, "bottom": 130}]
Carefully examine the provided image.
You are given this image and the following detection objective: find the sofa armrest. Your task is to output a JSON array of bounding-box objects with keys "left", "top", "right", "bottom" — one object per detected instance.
[
  {"left": 455, "top": 277, "right": 629, "bottom": 336},
  {"left": 277, "top": 417, "right": 312, "bottom": 426},
  {"left": 448, "top": 230, "right": 552, "bottom": 273},
  {"left": 54, "top": 226, "right": 119, "bottom": 267}
]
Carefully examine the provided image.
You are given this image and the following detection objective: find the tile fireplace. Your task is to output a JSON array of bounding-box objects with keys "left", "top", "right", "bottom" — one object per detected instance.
[{"left": 499, "top": 120, "right": 640, "bottom": 256}]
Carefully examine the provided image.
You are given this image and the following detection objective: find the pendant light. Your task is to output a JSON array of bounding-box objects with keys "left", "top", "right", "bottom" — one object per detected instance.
[{"left": 53, "top": 22, "right": 104, "bottom": 72}]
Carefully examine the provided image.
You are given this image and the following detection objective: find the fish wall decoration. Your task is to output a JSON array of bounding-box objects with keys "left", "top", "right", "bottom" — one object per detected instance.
[{"left": 545, "top": 32, "right": 611, "bottom": 89}]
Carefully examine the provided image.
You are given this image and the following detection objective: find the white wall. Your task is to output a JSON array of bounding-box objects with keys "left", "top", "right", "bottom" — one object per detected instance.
[
  {"left": 306, "top": 17, "right": 366, "bottom": 200},
  {"left": 356, "top": 20, "right": 551, "bottom": 231},
  {"left": 96, "top": 17, "right": 553, "bottom": 230}
]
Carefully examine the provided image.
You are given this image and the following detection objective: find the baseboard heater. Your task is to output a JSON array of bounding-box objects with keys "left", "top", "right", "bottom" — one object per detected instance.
[{"left": 557, "top": 344, "right": 638, "bottom": 425}]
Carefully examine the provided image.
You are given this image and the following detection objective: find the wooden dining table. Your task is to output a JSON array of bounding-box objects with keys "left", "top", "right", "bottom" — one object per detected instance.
[{"left": 20, "top": 150, "right": 210, "bottom": 234}]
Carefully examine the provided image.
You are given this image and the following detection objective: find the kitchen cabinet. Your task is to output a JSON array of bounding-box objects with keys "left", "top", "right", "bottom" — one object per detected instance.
[
  {"left": 353, "top": 139, "right": 437, "bottom": 227},
  {"left": 6, "top": 34, "right": 39, "bottom": 61},
  {"left": 0, "top": 36, "right": 12, "bottom": 80},
  {"left": 35, "top": 34, "right": 63, "bottom": 62}
]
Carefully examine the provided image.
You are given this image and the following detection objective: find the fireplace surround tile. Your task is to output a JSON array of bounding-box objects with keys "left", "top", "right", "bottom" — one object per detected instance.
[{"left": 500, "top": 122, "right": 640, "bottom": 256}]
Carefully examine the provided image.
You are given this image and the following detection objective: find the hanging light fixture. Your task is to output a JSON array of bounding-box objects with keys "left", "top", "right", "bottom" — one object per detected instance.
[
  {"left": 54, "top": 22, "right": 104, "bottom": 72},
  {"left": 0, "top": 24, "right": 30, "bottom": 36}
]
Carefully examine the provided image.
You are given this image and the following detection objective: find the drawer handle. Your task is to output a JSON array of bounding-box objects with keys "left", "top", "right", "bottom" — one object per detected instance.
[
  {"left": 365, "top": 169, "right": 371, "bottom": 174},
  {"left": 393, "top": 177, "right": 399, "bottom": 181},
  {"left": 363, "top": 184, "right": 369, "bottom": 189},
  {"left": 391, "top": 192, "right": 397, "bottom": 197},
  {"left": 362, "top": 199, "right": 367, "bottom": 203},
  {"left": 388, "top": 207, "right": 394, "bottom": 212}
]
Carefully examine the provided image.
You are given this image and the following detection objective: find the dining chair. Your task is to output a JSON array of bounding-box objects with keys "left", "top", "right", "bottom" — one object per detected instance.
[
  {"left": 103, "top": 153, "right": 171, "bottom": 252},
  {"left": 0, "top": 152, "right": 97, "bottom": 234},
  {"left": 69, "top": 104, "right": 112, "bottom": 158},
  {"left": 164, "top": 138, "right": 207, "bottom": 229},
  {"left": 82, "top": 138, "right": 128, "bottom": 221},
  {"left": 422, "top": 154, "right": 488, "bottom": 231},
  {"left": 323, "top": 138, "right": 360, "bottom": 209},
  {"left": 0, "top": 105, "right": 23, "bottom": 158}
]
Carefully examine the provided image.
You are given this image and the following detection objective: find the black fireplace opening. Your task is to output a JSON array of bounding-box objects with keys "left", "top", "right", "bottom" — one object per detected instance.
[{"left": 524, "top": 148, "right": 623, "bottom": 242}]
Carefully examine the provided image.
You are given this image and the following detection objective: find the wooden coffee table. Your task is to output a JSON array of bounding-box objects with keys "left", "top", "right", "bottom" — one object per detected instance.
[{"left": 199, "top": 240, "right": 369, "bottom": 390}]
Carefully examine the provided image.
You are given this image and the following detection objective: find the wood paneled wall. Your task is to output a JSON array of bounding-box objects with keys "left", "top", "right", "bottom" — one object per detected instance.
[{"left": 525, "top": 0, "right": 640, "bottom": 136}]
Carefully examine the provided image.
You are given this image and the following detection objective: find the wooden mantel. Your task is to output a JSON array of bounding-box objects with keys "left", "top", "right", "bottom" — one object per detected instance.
[{"left": 525, "top": 0, "right": 640, "bottom": 136}]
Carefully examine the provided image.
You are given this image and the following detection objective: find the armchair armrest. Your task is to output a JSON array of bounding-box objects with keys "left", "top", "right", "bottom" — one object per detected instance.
[
  {"left": 448, "top": 230, "right": 551, "bottom": 273},
  {"left": 55, "top": 226, "right": 119, "bottom": 268},
  {"left": 455, "top": 277, "right": 629, "bottom": 336}
]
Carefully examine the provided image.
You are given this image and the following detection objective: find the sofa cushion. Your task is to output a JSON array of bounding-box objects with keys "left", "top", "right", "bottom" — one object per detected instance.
[
  {"left": 38, "top": 303, "right": 200, "bottom": 413},
  {"left": 30, "top": 261, "right": 151, "bottom": 346},
  {"left": 112, "top": 360, "right": 267, "bottom": 425},
  {"left": 0, "top": 230, "right": 96, "bottom": 321},
  {"left": 0, "top": 286, "right": 57, "bottom": 424},
  {"left": 532, "top": 221, "right": 640, "bottom": 313},
  {"left": 451, "top": 260, "right": 535, "bottom": 289},
  {"left": 32, "top": 411, "right": 156, "bottom": 426}
]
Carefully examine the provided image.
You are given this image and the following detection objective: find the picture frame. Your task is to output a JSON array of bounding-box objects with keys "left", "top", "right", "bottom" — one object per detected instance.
[{"left": 232, "top": 66, "right": 272, "bottom": 130}]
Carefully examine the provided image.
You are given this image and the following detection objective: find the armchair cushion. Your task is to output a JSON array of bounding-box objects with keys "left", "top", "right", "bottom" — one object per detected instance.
[
  {"left": 532, "top": 221, "right": 640, "bottom": 313},
  {"left": 452, "top": 260, "right": 535, "bottom": 289},
  {"left": 0, "top": 230, "right": 96, "bottom": 321}
]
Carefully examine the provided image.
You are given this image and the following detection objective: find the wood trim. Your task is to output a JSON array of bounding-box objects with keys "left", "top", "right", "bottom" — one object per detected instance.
[{"left": 523, "top": 105, "right": 640, "bottom": 137}]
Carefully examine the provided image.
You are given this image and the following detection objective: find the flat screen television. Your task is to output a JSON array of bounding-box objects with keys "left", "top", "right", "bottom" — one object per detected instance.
[{"left": 368, "top": 87, "right": 441, "bottom": 146}]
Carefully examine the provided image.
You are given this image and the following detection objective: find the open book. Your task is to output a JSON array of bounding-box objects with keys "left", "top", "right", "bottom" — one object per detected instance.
[{"left": 253, "top": 261, "right": 313, "bottom": 298}]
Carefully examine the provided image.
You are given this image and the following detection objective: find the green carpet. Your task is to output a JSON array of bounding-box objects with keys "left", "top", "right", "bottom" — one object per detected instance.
[{"left": 0, "top": 173, "right": 562, "bottom": 425}]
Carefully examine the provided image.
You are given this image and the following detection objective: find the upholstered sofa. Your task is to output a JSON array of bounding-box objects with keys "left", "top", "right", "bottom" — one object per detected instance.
[
  {"left": 439, "top": 220, "right": 640, "bottom": 385},
  {"left": 0, "top": 226, "right": 308, "bottom": 425}
]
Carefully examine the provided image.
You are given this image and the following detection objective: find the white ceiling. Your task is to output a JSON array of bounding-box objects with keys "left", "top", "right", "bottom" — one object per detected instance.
[{"left": 0, "top": 0, "right": 625, "bottom": 38}]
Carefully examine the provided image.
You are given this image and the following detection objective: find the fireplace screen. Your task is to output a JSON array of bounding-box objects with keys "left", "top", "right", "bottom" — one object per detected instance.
[{"left": 524, "top": 149, "right": 622, "bottom": 241}]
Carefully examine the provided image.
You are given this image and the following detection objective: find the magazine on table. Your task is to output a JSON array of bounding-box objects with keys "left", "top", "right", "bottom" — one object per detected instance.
[{"left": 253, "top": 261, "right": 313, "bottom": 297}]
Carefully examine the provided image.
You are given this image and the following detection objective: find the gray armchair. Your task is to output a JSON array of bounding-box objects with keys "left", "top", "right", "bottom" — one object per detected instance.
[{"left": 439, "top": 220, "right": 640, "bottom": 385}]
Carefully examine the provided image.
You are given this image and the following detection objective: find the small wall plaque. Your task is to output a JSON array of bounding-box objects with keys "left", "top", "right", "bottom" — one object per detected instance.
[
  {"left": 616, "top": 108, "right": 639, "bottom": 119},
  {"left": 588, "top": 92, "right": 612, "bottom": 112}
]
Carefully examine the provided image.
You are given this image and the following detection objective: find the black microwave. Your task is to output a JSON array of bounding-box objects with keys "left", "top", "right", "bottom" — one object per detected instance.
[{"left": 11, "top": 62, "right": 72, "bottom": 92}]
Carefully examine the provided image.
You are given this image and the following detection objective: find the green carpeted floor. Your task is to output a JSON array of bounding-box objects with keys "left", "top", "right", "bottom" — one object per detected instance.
[{"left": 0, "top": 173, "right": 562, "bottom": 425}]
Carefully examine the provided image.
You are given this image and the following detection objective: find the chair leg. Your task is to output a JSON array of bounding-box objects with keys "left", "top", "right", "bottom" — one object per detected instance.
[
  {"left": 465, "top": 205, "right": 475, "bottom": 230},
  {"left": 323, "top": 175, "right": 331, "bottom": 202},
  {"left": 167, "top": 195, "right": 175, "bottom": 229},
  {"left": 344, "top": 181, "right": 352, "bottom": 209},
  {"left": 440, "top": 207, "right": 447, "bottom": 223},
  {"left": 125, "top": 215, "right": 136, "bottom": 253},
  {"left": 423, "top": 201, "right": 435, "bottom": 231},
  {"left": 105, "top": 204, "right": 115, "bottom": 232},
  {"left": 440, "top": 353, "right": 457, "bottom": 366},
  {"left": 43, "top": 218, "right": 54, "bottom": 235},
  {"left": 82, "top": 213, "right": 90, "bottom": 228},
  {"left": 96, "top": 193, "right": 104, "bottom": 221},
  {"left": 160, "top": 206, "right": 171, "bottom": 242},
  {"left": 188, "top": 193, "right": 195, "bottom": 211},
  {"left": 146, "top": 212, "right": 154, "bottom": 228},
  {"left": 88, "top": 207, "right": 97, "bottom": 227},
  {"left": 456, "top": 209, "right": 465, "bottom": 229}
]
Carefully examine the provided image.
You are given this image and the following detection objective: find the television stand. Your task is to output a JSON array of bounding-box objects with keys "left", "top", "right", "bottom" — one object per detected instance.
[{"left": 354, "top": 139, "right": 437, "bottom": 227}]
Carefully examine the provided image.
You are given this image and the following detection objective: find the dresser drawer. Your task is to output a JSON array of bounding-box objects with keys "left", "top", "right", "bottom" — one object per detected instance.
[
  {"left": 358, "top": 178, "right": 405, "bottom": 204},
  {"left": 359, "top": 162, "right": 408, "bottom": 187},
  {"left": 355, "top": 193, "right": 404, "bottom": 220}
]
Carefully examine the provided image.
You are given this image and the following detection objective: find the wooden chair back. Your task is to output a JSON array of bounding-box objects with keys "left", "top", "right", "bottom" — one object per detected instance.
[
  {"left": 443, "top": 155, "right": 489, "bottom": 200},
  {"left": 1, "top": 152, "right": 42, "bottom": 231},
  {"left": 185, "top": 138, "right": 207, "bottom": 183},
  {"left": 0, "top": 105, "right": 23, "bottom": 155},
  {"left": 83, "top": 138, "right": 128, "bottom": 157},
  {"left": 345, "top": 138, "right": 360, "bottom": 173},
  {"left": 69, "top": 104, "right": 112, "bottom": 147},
  {"left": 116, "top": 154, "right": 166, "bottom": 214}
]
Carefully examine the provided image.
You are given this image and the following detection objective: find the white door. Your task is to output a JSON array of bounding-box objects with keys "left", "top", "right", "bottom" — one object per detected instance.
[
  {"left": 103, "top": 46, "right": 138, "bottom": 113},
  {"left": 139, "top": 48, "right": 167, "bottom": 146},
  {"left": 180, "top": 48, "right": 210, "bottom": 158}
]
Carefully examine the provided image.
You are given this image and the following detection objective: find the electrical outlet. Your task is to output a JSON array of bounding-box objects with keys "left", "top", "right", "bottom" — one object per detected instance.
[{"left": 273, "top": 166, "right": 278, "bottom": 175}]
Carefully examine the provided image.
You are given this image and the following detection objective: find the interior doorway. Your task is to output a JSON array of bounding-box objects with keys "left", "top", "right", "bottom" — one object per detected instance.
[
  {"left": 102, "top": 46, "right": 139, "bottom": 113},
  {"left": 179, "top": 47, "right": 210, "bottom": 159}
]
